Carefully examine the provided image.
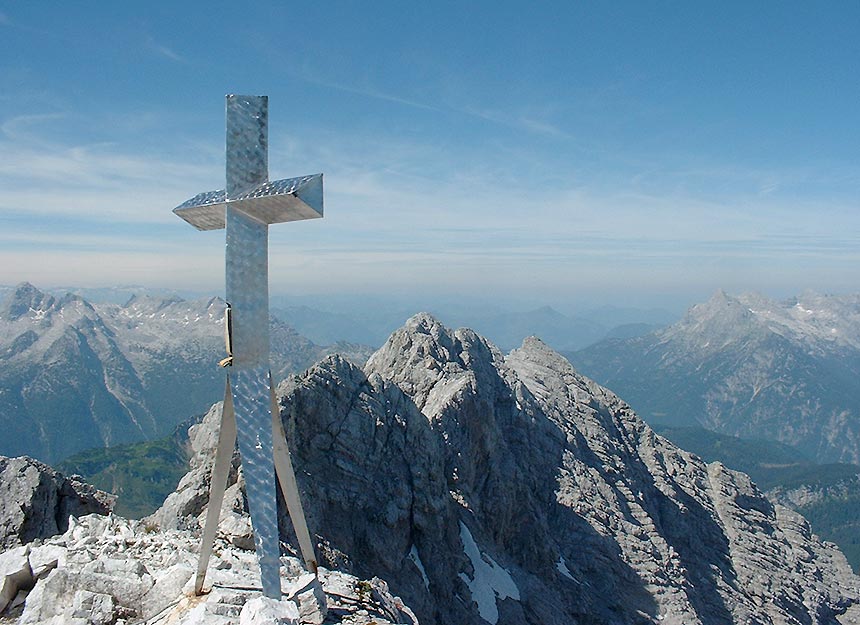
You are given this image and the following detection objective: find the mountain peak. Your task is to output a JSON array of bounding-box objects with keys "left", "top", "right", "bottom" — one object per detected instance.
[
  {"left": 0, "top": 282, "right": 56, "bottom": 321},
  {"left": 171, "top": 308, "right": 860, "bottom": 623},
  {"left": 205, "top": 295, "right": 227, "bottom": 310},
  {"left": 366, "top": 313, "right": 505, "bottom": 419},
  {"left": 571, "top": 288, "right": 860, "bottom": 464},
  {"left": 403, "top": 311, "right": 448, "bottom": 336},
  {"left": 704, "top": 288, "right": 738, "bottom": 307},
  {"left": 533, "top": 305, "right": 562, "bottom": 317},
  {"left": 515, "top": 334, "right": 563, "bottom": 362},
  {"left": 367, "top": 312, "right": 461, "bottom": 378},
  {"left": 13, "top": 281, "right": 39, "bottom": 293},
  {"left": 510, "top": 335, "right": 584, "bottom": 380},
  {"left": 122, "top": 293, "right": 185, "bottom": 314},
  {"left": 680, "top": 289, "right": 759, "bottom": 330}
]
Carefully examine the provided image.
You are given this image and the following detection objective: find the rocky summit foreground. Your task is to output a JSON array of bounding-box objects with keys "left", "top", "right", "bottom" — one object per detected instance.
[{"left": 152, "top": 313, "right": 859, "bottom": 625}]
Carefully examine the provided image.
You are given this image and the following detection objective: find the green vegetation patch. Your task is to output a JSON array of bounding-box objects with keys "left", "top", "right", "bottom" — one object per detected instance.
[
  {"left": 59, "top": 433, "right": 190, "bottom": 519},
  {"left": 801, "top": 497, "right": 860, "bottom": 570}
]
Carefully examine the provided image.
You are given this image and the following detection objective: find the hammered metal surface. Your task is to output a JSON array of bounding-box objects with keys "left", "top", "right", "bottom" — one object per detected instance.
[
  {"left": 232, "top": 366, "right": 281, "bottom": 598},
  {"left": 225, "top": 205, "right": 269, "bottom": 368},
  {"left": 245, "top": 174, "right": 316, "bottom": 197},
  {"left": 226, "top": 95, "right": 268, "bottom": 199},
  {"left": 224, "top": 98, "right": 280, "bottom": 598},
  {"left": 173, "top": 173, "right": 324, "bottom": 231},
  {"left": 176, "top": 189, "right": 227, "bottom": 210}
]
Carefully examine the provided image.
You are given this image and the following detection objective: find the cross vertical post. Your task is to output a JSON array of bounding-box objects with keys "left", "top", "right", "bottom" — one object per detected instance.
[
  {"left": 173, "top": 95, "right": 323, "bottom": 600},
  {"left": 225, "top": 95, "right": 279, "bottom": 598}
]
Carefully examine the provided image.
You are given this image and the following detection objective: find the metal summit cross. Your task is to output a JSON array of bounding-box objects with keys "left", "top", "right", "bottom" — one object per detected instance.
[{"left": 173, "top": 95, "right": 322, "bottom": 599}]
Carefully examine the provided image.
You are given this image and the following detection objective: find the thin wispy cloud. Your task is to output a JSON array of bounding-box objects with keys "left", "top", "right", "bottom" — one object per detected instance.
[
  {"left": 284, "top": 63, "right": 571, "bottom": 140},
  {"left": 0, "top": 141, "right": 212, "bottom": 194},
  {"left": 518, "top": 117, "right": 569, "bottom": 138},
  {"left": 2, "top": 100, "right": 857, "bottom": 298},
  {"left": 0, "top": 115, "right": 217, "bottom": 223},
  {"left": 4, "top": 112, "right": 852, "bottom": 245},
  {"left": 146, "top": 38, "right": 187, "bottom": 63},
  {"left": 1, "top": 3, "right": 857, "bottom": 305},
  {"left": 758, "top": 180, "right": 780, "bottom": 196},
  {"left": 1, "top": 113, "right": 67, "bottom": 143},
  {"left": 286, "top": 69, "right": 442, "bottom": 113},
  {"left": 461, "top": 106, "right": 570, "bottom": 139}
]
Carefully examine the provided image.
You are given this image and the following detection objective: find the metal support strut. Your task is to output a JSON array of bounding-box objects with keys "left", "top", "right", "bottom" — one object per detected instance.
[{"left": 195, "top": 373, "right": 318, "bottom": 596}]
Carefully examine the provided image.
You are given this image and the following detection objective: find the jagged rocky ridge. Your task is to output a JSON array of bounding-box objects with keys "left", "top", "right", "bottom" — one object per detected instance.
[
  {"left": 155, "top": 313, "right": 860, "bottom": 625},
  {"left": 569, "top": 290, "right": 860, "bottom": 464},
  {"left": 0, "top": 282, "right": 372, "bottom": 463}
]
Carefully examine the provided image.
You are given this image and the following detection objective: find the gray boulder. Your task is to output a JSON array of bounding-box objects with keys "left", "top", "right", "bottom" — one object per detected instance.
[{"left": 0, "top": 455, "right": 114, "bottom": 550}]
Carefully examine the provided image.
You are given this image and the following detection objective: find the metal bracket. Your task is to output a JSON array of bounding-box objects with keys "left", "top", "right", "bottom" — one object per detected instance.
[{"left": 270, "top": 372, "right": 318, "bottom": 574}]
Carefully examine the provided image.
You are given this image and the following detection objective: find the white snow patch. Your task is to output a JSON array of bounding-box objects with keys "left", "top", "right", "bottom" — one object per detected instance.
[
  {"left": 408, "top": 545, "right": 430, "bottom": 589},
  {"left": 458, "top": 522, "right": 519, "bottom": 624},
  {"left": 556, "top": 555, "right": 580, "bottom": 583}
]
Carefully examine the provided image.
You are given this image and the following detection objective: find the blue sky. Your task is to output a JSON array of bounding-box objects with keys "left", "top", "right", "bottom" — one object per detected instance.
[{"left": 1, "top": 2, "right": 858, "bottom": 310}]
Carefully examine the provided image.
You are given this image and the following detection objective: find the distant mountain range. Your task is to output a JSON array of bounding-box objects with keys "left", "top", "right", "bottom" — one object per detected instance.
[
  {"left": 37, "top": 285, "right": 675, "bottom": 352},
  {"left": 0, "top": 283, "right": 372, "bottom": 464},
  {"left": 567, "top": 290, "right": 860, "bottom": 464},
  {"left": 274, "top": 302, "right": 673, "bottom": 351}
]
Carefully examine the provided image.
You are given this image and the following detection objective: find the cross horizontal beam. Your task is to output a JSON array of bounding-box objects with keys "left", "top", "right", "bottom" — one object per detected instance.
[{"left": 174, "top": 173, "right": 323, "bottom": 231}]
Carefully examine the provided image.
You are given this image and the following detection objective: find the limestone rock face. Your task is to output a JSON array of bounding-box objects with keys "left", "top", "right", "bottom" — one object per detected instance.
[
  {"left": 0, "top": 455, "right": 114, "bottom": 550},
  {"left": 152, "top": 313, "right": 860, "bottom": 625}
]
